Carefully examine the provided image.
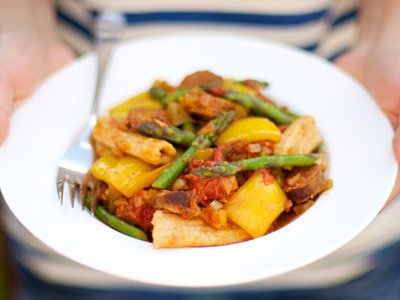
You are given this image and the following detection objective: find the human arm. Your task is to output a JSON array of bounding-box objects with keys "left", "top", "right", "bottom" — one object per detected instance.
[
  {"left": 335, "top": 0, "right": 400, "bottom": 202},
  {"left": 0, "top": 0, "right": 74, "bottom": 143}
]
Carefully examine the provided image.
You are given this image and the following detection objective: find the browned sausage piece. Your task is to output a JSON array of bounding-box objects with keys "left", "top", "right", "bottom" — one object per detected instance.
[
  {"left": 284, "top": 164, "right": 327, "bottom": 204},
  {"left": 179, "top": 90, "right": 233, "bottom": 118},
  {"left": 178, "top": 70, "right": 223, "bottom": 89},
  {"left": 128, "top": 108, "right": 169, "bottom": 128},
  {"left": 153, "top": 190, "right": 201, "bottom": 219}
]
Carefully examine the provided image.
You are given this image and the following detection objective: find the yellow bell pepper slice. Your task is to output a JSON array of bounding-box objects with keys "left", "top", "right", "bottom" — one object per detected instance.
[
  {"left": 109, "top": 92, "right": 162, "bottom": 120},
  {"left": 194, "top": 148, "right": 214, "bottom": 160},
  {"left": 216, "top": 117, "right": 281, "bottom": 145},
  {"left": 224, "top": 170, "right": 286, "bottom": 238},
  {"left": 91, "top": 155, "right": 169, "bottom": 197},
  {"left": 223, "top": 81, "right": 255, "bottom": 95},
  {"left": 231, "top": 103, "right": 250, "bottom": 119},
  {"left": 122, "top": 163, "right": 171, "bottom": 197}
]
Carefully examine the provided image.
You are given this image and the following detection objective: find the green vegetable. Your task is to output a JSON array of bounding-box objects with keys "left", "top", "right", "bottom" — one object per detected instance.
[
  {"left": 182, "top": 122, "right": 196, "bottom": 133},
  {"left": 149, "top": 85, "right": 188, "bottom": 105},
  {"left": 135, "top": 121, "right": 196, "bottom": 147},
  {"left": 151, "top": 145, "right": 197, "bottom": 189},
  {"left": 190, "top": 154, "right": 322, "bottom": 177},
  {"left": 204, "top": 85, "right": 293, "bottom": 125},
  {"left": 163, "top": 90, "right": 188, "bottom": 105},
  {"left": 192, "top": 111, "right": 236, "bottom": 148},
  {"left": 149, "top": 86, "right": 168, "bottom": 100},
  {"left": 237, "top": 79, "right": 270, "bottom": 88},
  {"left": 152, "top": 111, "right": 236, "bottom": 189},
  {"left": 85, "top": 196, "right": 148, "bottom": 241}
]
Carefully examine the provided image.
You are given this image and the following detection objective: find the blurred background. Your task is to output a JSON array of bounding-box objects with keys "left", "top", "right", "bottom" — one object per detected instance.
[{"left": 1, "top": 222, "right": 10, "bottom": 299}]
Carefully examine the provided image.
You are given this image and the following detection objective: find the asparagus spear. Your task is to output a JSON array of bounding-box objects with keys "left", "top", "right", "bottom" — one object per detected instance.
[
  {"left": 151, "top": 145, "right": 197, "bottom": 189},
  {"left": 135, "top": 120, "right": 196, "bottom": 147},
  {"left": 192, "top": 110, "right": 237, "bottom": 149},
  {"left": 236, "top": 79, "right": 270, "bottom": 88},
  {"left": 85, "top": 196, "right": 148, "bottom": 241},
  {"left": 182, "top": 122, "right": 196, "bottom": 133},
  {"left": 149, "top": 85, "right": 188, "bottom": 105},
  {"left": 149, "top": 85, "right": 168, "bottom": 100},
  {"left": 152, "top": 111, "right": 236, "bottom": 189},
  {"left": 204, "top": 85, "right": 293, "bottom": 125},
  {"left": 190, "top": 154, "right": 322, "bottom": 178},
  {"left": 149, "top": 86, "right": 195, "bottom": 132}
]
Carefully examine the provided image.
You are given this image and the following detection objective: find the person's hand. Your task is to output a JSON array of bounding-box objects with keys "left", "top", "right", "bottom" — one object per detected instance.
[
  {"left": 334, "top": 0, "right": 400, "bottom": 206},
  {"left": 335, "top": 39, "right": 400, "bottom": 205},
  {"left": 0, "top": 0, "right": 74, "bottom": 144}
]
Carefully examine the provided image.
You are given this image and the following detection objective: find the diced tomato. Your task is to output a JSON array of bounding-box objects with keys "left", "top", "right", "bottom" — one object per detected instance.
[
  {"left": 188, "top": 159, "right": 217, "bottom": 170},
  {"left": 211, "top": 145, "right": 228, "bottom": 162},
  {"left": 115, "top": 202, "right": 155, "bottom": 234},
  {"left": 186, "top": 174, "right": 238, "bottom": 205}
]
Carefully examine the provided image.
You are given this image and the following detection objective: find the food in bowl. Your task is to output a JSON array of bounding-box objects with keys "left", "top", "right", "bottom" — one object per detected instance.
[{"left": 87, "top": 70, "right": 330, "bottom": 248}]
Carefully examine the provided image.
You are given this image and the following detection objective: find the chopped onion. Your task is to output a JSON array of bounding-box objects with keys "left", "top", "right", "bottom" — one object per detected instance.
[
  {"left": 221, "top": 176, "right": 238, "bottom": 193},
  {"left": 171, "top": 177, "right": 188, "bottom": 191},
  {"left": 248, "top": 143, "right": 262, "bottom": 153},
  {"left": 209, "top": 200, "right": 223, "bottom": 210},
  {"left": 166, "top": 102, "right": 194, "bottom": 126}
]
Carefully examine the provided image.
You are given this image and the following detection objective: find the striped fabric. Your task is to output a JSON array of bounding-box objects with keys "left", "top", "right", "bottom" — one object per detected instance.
[
  {"left": 56, "top": 0, "right": 360, "bottom": 59},
  {"left": 7, "top": 0, "right": 400, "bottom": 293}
]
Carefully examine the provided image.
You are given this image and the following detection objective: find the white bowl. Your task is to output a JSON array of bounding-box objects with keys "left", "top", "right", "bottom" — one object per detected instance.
[{"left": 0, "top": 33, "right": 396, "bottom": 288}]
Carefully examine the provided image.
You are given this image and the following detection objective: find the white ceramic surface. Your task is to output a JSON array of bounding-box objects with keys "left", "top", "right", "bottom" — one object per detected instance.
[{"left": 0, "top": 33, "right": 397, "bottom": 288}]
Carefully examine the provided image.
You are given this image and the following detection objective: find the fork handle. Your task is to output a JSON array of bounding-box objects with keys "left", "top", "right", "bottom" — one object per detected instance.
[
  {"left": 79, "top": 12, "right": 126, "bottom": 145},
  {"left": 90, "top": 12, "right": 126, "bottom": 120}
]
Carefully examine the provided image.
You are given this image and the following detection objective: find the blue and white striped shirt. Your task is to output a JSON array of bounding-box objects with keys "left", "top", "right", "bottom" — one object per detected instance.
[{"left": 56, "top": 0, "right": 359, "bottom": 60}]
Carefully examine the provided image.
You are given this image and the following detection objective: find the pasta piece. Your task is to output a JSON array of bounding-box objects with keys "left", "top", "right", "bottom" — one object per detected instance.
[
  {"left": 274, "top": 116, "right": 322, "bottom": 155},
  {"left": 151, "top": 210, "right": 251, "bottom": 248},
  {"left": 93, "top": 117, "right": 176, "bottom": 165}
]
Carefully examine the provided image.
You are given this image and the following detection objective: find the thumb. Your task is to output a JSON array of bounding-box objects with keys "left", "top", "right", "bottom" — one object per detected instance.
[
  {"left": 0, "top": 69, "right": 14, "bottom": 144},
  {"left": 47, "top": 43, "right": 75, "bottom": 75},
  {"left": 386, "top": 125, "right": 400, "bottom": 206},
  {"left": 334, "top": 51, "right": 365, "bottom": 84},
  {"left": 393, "top": 121, "right": 400, "bottom": 163}
]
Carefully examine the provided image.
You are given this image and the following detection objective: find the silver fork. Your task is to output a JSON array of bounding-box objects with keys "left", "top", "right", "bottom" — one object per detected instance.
[{"left": 56, "top": 12, "right": 126, "bottom": 211}]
